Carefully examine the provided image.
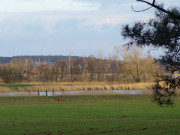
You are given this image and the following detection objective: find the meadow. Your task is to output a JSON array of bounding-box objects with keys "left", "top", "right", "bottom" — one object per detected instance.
[{"left": 0, "top": 95, "right": 180, "bottom": 135}]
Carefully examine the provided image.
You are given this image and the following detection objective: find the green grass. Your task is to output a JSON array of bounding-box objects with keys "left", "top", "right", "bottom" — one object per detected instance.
[{"left": 0, "top": 95, "right": 180, "bottom": 135}]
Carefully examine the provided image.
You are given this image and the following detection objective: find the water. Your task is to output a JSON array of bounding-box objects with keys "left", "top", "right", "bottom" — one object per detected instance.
[{"left": 0, "top": 90, "right": 151, "bottom": 96}]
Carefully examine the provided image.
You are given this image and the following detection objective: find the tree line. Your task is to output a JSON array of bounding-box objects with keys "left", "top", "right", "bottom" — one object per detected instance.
[
  {"left": 0, "top": 55, "right": 80, "bottom": 64},
  {"left": 0, "top": 48, "right": 159, "bottom": 83}
]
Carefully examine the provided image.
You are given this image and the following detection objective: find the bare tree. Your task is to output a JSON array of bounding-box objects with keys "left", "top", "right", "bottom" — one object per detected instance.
[
  {"left": 87, "top": 56, "right": 95, "bottom": 82},
  {"left": 53, "top": 60, "right": 67, "bottom": 82},
  {"left": 69, "top": 58, "right": 83, "bottom": 82},
  {"left": 115, "top": 47, "right": 158, "bottom": 82}
]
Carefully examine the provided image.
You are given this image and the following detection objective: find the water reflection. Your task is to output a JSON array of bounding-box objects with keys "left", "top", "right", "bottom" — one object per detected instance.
[{"left": 0, "top": 90, "right": 151, "bottom": 96}]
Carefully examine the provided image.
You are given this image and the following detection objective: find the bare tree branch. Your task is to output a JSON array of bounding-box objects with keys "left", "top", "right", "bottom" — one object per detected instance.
[
  {"left": 135, "top": 0, "right": 180, "bottom": 21},
  {"left": 131, "top": 5, "right": 152, "bottom": 12}
]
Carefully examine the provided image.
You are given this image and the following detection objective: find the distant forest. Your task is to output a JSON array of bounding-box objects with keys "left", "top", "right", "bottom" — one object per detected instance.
[
  {"left": 0, "top": 48, "right": 161, "bottom": 83},
  {"left": 0, "top": 55, "right": 80, "bottom": 64}
]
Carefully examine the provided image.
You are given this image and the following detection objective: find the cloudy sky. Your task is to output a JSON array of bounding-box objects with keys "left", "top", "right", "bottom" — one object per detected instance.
[{"left": 0, "top": 0, "right": 179, "bottom": 57}]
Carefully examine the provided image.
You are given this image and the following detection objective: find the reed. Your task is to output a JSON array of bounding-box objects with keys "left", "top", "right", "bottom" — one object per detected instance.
[
  {"left": 0, "top": 82, "right": 154, "bottom": 92},
  {"left": 0, "top": 87, "right": 14, "bottom": 92}
]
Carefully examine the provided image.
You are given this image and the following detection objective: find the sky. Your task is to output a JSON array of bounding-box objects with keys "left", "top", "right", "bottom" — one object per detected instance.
[{"left": 0, "top": 0, "right": 179, "bottom": 57}]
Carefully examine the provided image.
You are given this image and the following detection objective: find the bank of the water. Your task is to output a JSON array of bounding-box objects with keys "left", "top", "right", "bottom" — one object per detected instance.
[
  {"left": 0, "top": 89, "right": 152, "bottom": 97},
  {"left": 0, "top": 82, "right": 153, "bottom": 92}
]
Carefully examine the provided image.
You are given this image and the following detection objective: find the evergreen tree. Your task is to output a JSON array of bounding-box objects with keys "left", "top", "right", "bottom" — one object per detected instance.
[{"left": 121, "top": 2, "right": 180, "bottom": 106}]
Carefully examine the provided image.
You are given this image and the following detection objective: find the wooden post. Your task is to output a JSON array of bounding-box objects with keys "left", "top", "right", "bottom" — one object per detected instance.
[
  {"left": 62, "top": 89, "right": 64, "bottom": 96},
  {"left": 46, "top": 90, "right": 48, "bottom": 96},
  {"left": 53, "top": 88, "right": 55, "bottom": 96}
]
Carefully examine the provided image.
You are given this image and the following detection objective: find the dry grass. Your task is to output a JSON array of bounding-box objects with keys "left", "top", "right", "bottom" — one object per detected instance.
[
  {"left": 0, "top": 87, "right": 13, "bottom": 92},
  {"left": 0, "top": 82, "right": 153, "bottom": 92}
]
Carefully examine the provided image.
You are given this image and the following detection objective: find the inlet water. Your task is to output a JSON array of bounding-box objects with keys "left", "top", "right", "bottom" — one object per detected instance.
[{"left": 0, "top": 90, "right": 151, "bottom": 96}]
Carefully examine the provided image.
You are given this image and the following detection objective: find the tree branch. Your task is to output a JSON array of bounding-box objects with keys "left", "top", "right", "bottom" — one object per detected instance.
[
  {"left": 136, "top": 0, "right": 180, "bottom": 21},
  {"left": 131, "top": 5, "right": 152, "bottom": 12}
]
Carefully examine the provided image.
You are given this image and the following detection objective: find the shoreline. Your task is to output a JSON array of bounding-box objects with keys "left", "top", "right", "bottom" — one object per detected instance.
[{"left": 0, "top": 82, "right": 153, "bottom": 92}]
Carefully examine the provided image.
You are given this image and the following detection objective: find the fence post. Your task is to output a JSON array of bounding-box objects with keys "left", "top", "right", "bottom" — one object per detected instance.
[
  {"left": 38, "top": 90, "right": 40, "bottom": 96},
  {"left": 46, "top": 90, "right": 48, "bottom": 96},
  {"left": 53, "top": 88, "right": 55, "bottom": 96}
]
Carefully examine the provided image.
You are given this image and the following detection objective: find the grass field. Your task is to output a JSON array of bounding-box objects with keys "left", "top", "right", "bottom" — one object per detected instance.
[{"left": 0, "top": 95, "right": 180, "bottom": 135}]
